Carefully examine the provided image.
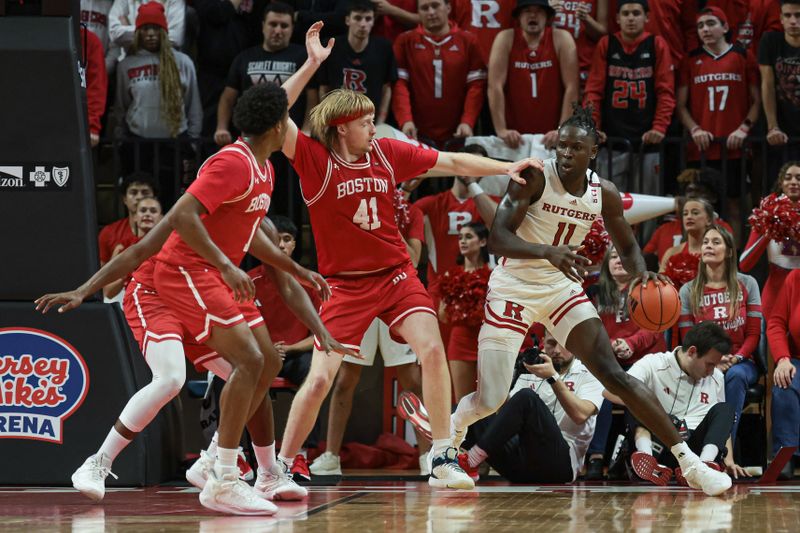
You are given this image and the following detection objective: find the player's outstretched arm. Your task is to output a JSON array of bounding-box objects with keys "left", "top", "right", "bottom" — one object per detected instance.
[
  {"left": 423, "top": 151, "right": 542, "bottom": 185},
  {"left": 34, "top": 215, "right": 174, "bottom": 313},
  {"left": 600, "top": 180, "right": 668, "bottom": 289},
  {"left": 263, "top": 264, "right": 357, "bottom": 357},
  {"left": 490, "top": 167, "right": 589, "bottom": 283},
  {"left": 249, "top": 219, "right": 331, "bottom": 300}
]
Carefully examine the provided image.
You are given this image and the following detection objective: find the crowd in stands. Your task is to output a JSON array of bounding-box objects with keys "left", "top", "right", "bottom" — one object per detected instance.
[{"left": 88, "top": 0, "right": 800, "bottom": 482}]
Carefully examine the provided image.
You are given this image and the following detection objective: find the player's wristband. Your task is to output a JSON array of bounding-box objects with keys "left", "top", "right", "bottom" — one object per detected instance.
[{"left": 467, "top": 182, "right": 484, "bottom": 198}]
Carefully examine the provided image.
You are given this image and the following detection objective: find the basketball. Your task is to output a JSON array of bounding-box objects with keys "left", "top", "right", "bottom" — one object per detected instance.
[{"left": 627, "top": 280, "right": 680, "bottom": 333}]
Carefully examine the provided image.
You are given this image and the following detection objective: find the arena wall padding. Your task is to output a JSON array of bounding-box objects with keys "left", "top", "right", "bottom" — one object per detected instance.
[
  {"left": 0, "top": 303, "right": 182, "bottom": 486},
  {"left": 0, "top": 16, "right": 99, "bottom": 300}
]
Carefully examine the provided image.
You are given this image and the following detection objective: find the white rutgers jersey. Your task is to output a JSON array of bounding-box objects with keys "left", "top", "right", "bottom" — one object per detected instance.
[{"left": 498, "top": 158, "right": 603, "bottom": 284}]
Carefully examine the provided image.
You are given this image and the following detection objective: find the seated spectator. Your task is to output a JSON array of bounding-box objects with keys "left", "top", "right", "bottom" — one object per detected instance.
[
  {"left": 551, "top": 0, "right": 609, "bottom": 84},
  {"left": 439, "top": 222, "right": 491, "bottom": 402},
  {"left": 584, "top": 245, "right": 666, "bottom": 479},
  {"left": 460, "top": 330, "right": 604, "bottom": 483},
  {"left": 371, "top": 0, "right": 418, "bottom": 42},
  {"left": 82, "top": 25, "right": 109, "bottom": 148},
  {"left": 109, "top": 0, "right": 185, "bottom": 53},
  {"left": 392, "top": 0, "right": 486, "bottom": 146},
  {"left": 487, "top": 0, "right": 579, "bottom": 149},
  {"left": 643, "top": 168, "right": 733, "bottom": 264},
  {"left": 678, "top": 225, "right": 762, "bottom": 446},
  {"left": 103, "top": 196, "right": 164, "bottom": 302},
  {"left": 114, "top": 2, "right": 201, "bottom": 206},
  {"left": 740, "top": 161, "right": 800, "bottom": 321},
  {"left": 659, "top": 198, "right": 714, "bottom": 288},
  {"left": 316, "top": 0, "right": 398, "bottom": 124},
  {"left": 98, "top": 171, "right": 157, "bottom": 266},
  {"left": 677, "top": 7, "right": 760, "bottom": 244},
  {"left": 759, "top": 0, "right": 800, "bottom": 177},
  {"left": 583, "top": 0, "right": 674, "bottom": 193},
  {"left": 604, "top": 321, "right": 747, "bottom": 485},
  {"left": 215, "top": 2, "right": 316, "bottom": 146},
  {"left": 767, "top": 268, "right": 800, "bottom": 479}
]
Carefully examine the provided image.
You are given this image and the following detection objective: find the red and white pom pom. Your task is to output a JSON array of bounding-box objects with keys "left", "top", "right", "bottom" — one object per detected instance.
[{"left": 748, "top": 193, "right": 800, "bottom": 243}]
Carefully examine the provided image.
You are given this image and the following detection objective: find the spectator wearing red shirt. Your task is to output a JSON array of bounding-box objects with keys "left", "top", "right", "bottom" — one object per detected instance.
[
  {"left": 82, "top": 26, "right": 108, "bottom": 148},
  {"left": 767, "top": 267, "right": 800, "bottom": 477},
  {"left": 735, "top": 0, "right": 782, "bottom": 51},
  {"left": 488, "top": 0, "right": 580, "bottom": 150},
  {"left": 644, "top": 0, "right": 696, "bottom": 67},
  {"left": 371, "top": 0, "right": 419, "bottom": 41},
  {"left": 584, "top": 244, "right": 666, "bottom": 479},
  {"left": 740, "top": 161, "right": 800, "bottom": 321},
  {"left": 551, "top": 0, "right": 609, "bottom": 83},
  {"left": 451, "top": 0, "right": 515, "bottom": 65},
  {"left": 678, "top": 225, "right": 762, "bottom": 445},
  {"left": 392, "top": 0, "right": 487, "bottom": 146},
  {"left": 584, "top": 0, "right": 675, "bottom": 193},
  {"left": 98, "top": 171, "right": 157, "bottom": 265},
  {"left": 677, "top": 7, "right": 760, "bottom": 244}
]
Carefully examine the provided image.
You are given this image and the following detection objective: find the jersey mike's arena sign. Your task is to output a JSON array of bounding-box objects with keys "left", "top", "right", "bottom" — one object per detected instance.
[{"left": 0, "top": 328, "right": 89, "bottom": 443}]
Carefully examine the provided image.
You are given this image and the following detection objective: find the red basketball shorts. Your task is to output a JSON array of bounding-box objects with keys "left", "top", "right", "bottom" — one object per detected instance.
[
  {"left": 316, "top": 262, "right": 435, "bottom": 351},
  {"left": 153, "top": 262, "right": 264, "bottom": 344}
]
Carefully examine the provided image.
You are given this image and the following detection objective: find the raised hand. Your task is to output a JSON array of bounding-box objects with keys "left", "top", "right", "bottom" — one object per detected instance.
[
  {"left": 306, "top": 21, "right": 334, "bottom": 65},
  {"left": 507, "top": 157, "right": 545, "bottom": 185}
]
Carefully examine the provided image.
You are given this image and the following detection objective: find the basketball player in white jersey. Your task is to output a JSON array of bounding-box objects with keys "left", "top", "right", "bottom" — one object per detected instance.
[{"left": 449, "top": 105, "right": 733, "bottom": 496}]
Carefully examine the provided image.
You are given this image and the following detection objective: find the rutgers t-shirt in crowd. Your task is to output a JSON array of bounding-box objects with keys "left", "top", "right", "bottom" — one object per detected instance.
[
  {"left": 758, "top": 31, "right": 800, "bottom": 137},
  {"left": 450, "top": 0, "right": 515, "bottom": 65},
  {"left": 315, "top": 36, "right": 398, "bottom": 111},
  {"left": 226, "top": 44, "right": 310, "bottom": 125}
]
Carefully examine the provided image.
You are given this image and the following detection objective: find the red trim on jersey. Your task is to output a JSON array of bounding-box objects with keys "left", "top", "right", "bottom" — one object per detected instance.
[
  {"left": 552, "top": 298, "right": 592, "bottom": 326},
  {"left": 484, "top": 317, "right": 529, "bottom": 336}
]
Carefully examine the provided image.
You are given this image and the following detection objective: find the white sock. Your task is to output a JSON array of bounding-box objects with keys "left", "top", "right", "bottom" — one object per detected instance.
[
  {"left": 214, "top": 446, "right": 238, "bottom": 477},
  {"left": 278, "top": 454, "right": 294, "bottom": 468},
  {"left": 635, "top": 436, "right": 653, "bottom": 455},
  {"left": 700, "top": 444, "right": 719, "bottom": 463},
  {"left": 432, "top": 438, "right": 450, "bottom": 455},
  {"left": 97, "top": 428, "right": 131, "bottom": 465},
  {"left": 207, "top": 432, "right": 219, "bottom": 457},
  {"left": 254, "top": 442, "right": 276, "bottom": 472},
  {"left": 671, "top": 441, "right": 699, "bottom": 470}
]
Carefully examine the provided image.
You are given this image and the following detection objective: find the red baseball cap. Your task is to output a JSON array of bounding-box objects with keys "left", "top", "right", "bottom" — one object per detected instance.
[{"left": 697, "top": 6, "right": 728, "bottom": 27}]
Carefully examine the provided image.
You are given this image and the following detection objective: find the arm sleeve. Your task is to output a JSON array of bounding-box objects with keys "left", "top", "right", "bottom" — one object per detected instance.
[
  {"left": 583, "top": 37, "right": 609, "bottom": 129},
  {"left": 623, "top": 329, "right": 666, "bottom": 359},
  {"left": 460, "top": 34, "right": 487, "bottom": 127},
  {"left": 652, "top": 36, "right": 676, "bottom": 134},
  {"left": 738, "top": 227, "right": 768, "bottom": 272},
  {"left": 379, "top": 138, "right": 440, "bottom": 182},
  {"left": 186, "top": 155, "right": 250, "bottom": 214},
  {"left": 392, "top": 35, "right": 414, "bottom": 126},
  {"left": 737, "top": 275, "right": 763, "bottom": 358},
  {"left": 84, "top": 30, "right": 108, "bottom": 135}
]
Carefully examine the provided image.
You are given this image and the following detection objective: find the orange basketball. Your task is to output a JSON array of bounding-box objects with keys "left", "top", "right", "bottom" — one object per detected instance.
[{"left": 627, "top": 280, "right": 680, "bottom": 333}]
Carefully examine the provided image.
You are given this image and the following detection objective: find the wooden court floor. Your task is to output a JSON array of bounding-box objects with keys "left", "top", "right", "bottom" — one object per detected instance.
[{"left": 2, "top": 476, "right": 799, "bottom": 532}]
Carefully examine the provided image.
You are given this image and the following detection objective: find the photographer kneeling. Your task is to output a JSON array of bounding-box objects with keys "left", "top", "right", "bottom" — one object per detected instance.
[
  {"left": 604, "top": 321, "right": 747, "bottom": 485},
  {"left": 461, "top": 330, "right": 604, "bottom": 483}
]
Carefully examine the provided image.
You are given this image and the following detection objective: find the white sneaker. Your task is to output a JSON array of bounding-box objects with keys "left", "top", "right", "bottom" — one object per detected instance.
[
  {"left": 71, "top": 453, "right": 118, "bottom": 501},
  {"left": 682, "top": 460, "right": 733, "bottom": 496},
  {"left": 429, "top": 447, "right": 474, "bottom": 490},
  {"left": 419, "top": 453, "right": 431, "bottom": 476},
  {"left": 199, "top": 469, "right": 277, "bottom": 515},
  {"left": 309, "top": 451, "right": 342, "bottom": 475},
  {"left": 186, "top": 449, "right": 215, "bottom": 490},
  {"left": 253, "top": 462, "right": 308, "bottom": 501}
]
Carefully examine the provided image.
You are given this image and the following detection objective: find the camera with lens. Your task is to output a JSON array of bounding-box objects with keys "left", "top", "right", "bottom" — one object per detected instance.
[{"left": 522, "top": 347, "right": 543, "bottom": 367}]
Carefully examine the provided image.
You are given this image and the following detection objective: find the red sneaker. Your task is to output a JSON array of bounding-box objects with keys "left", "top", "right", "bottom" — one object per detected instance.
[
  {"left": 457, "top": 453, "right": 480, "bottom": 482},
  {"left": 238, "top": 449, "right": 254, "bottom": 482},
  {"left": 290, "top": 454, "right": 311, "bottom": 482},
  {"left": 630, "top": 451, "right": 672, "bottom": 486},
  {"left": 396, "top": 391, "right": 433, "bottom": 443}
]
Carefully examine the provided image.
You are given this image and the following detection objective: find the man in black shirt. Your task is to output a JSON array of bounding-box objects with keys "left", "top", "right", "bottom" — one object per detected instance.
[
  {"left": 316, "top": 0, "right": 398, "bottom": 124},
  {"left": 215, "top": 1, "right": 318, "bottom": 146}
]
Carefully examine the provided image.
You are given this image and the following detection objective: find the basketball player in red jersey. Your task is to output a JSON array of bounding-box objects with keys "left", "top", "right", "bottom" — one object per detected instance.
[
  {"left": 270, "top": 48, "right": 540, "bottom": 488},
  {"left": 488, "top": 0, "right": 579, "bottom": 149},
  {"left": 451, "top": 0, "right": 515, "bottom": 65},
  {"left": 443, "top": 104, "right": 733, "bottom": 496}
]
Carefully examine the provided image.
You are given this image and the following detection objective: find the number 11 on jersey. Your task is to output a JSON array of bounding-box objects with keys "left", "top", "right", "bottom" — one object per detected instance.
[
  {"left": 353, "top": 197, "right": 381, "bottom": 230},
  {"left": 552, "top": 221, "right": 577, "bottom": 246}
]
